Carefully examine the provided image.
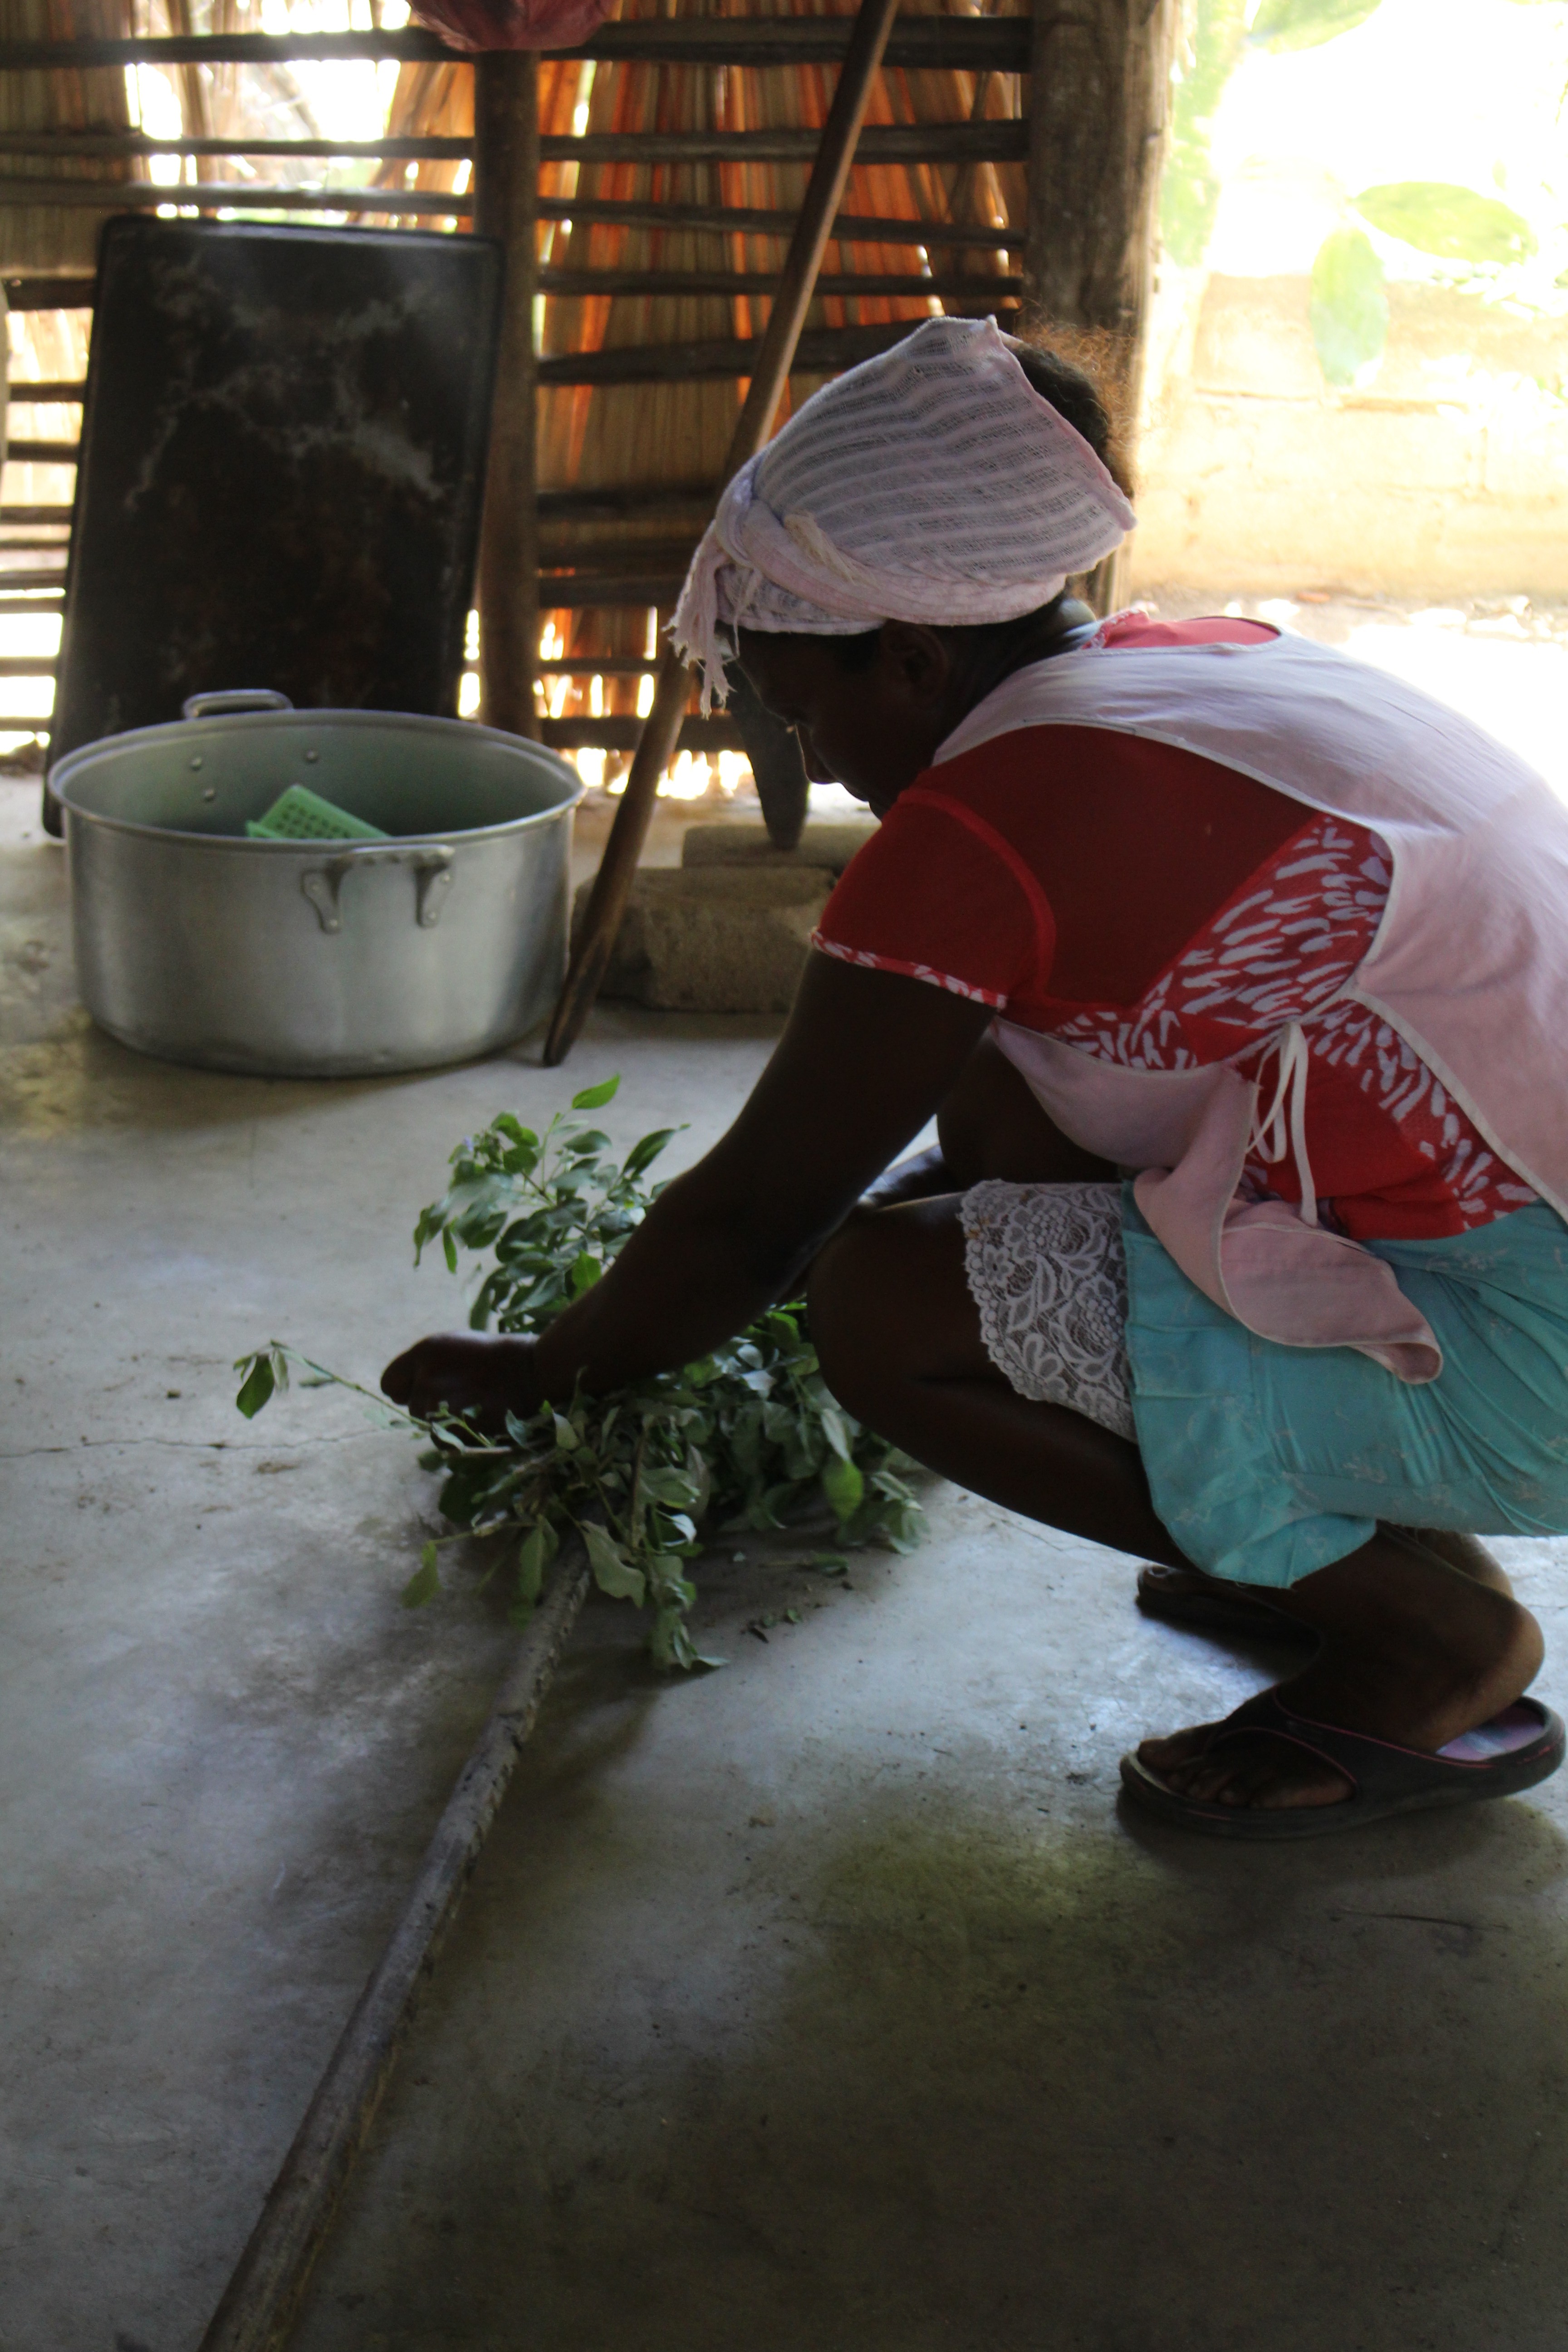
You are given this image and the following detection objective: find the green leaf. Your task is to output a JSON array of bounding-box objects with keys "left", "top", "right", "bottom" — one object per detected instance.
[
  {"left": 234, "top": 1354, "right": 275, "bottom": 1419},
  {"left": 818, "top": 1404, "right": 854, "bottom": 1463},
  {"left": 641, "top": 1466, "right": 700, "bottom": 1510},
  {"left": 571, "top": 1077, "right": 620, "bottom": 1111},
  {"left": 623, "top": 1127, "right": 678, "bottom": 1177},
  {"left": 822, "top": 1454, "right": 865, "bottom": 1524},
  {"left": 1352, "top": 182, "right": 1537, "bottom": 267},
  {"left": 553, "top": 1411, "right": 579, "bottom": 1451},
  {"left": 1250, "top": 0, "right": 1383, "bottom": 49},
  {"left": 442, "top": 1228, "right": 459, "bottom": 1274},
  {"left": 583, "top": 1521, "right": 647, "bottom": 1605},
  {"left": 569, "top": 1251, "right": 602, "bottom": 1296},
  {"left": 491, "top": 1114, "right": 538, "bottom": 1150},
  {"left": 514, "top": 1523, "right": 551, "bottom": 1615},
  {"left": 401, "top": 1542, "right": 441, "bottom": 1609},
  {"left": 1309, "top": 228, "right": 1387, "bottom": 388}
]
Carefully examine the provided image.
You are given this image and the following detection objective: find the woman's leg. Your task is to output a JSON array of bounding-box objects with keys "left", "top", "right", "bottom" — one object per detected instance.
[
  {"left": 857, "top": 1031, "right": 1115, "bottom": 1214},
  {"left": 1142, "top": 1526, "right": 1514, "bottom": 1622},
  {"left": 808, "top": 1200, "right": 1544, "bottom": 1813}
]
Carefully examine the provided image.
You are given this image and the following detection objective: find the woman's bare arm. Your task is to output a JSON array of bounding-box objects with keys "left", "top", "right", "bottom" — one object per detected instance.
[{"left": 382, "top": 955, "right": 994, "bottom": 1423}]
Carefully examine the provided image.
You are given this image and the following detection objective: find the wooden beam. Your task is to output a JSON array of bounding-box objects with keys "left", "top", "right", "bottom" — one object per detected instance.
[
  {"left": 0, "top": 204, "right": 1013, "bottom": 260},
  {"left": 537, "top": 657, "right": 656, "bottom": 676},
  {"left": 537, "top": 537, "right": 698, "bottom": 575},
  {"left": 1, "top": 280, "right": 92, "bottom": 310},
  {"left": 0, "top": 30, "right": 453, "bottom": 66},
  {"left": 538, "top": 483, "right": 712, "bottom": 519},
  {"left": 5, "top": 377, "right": 85, "bottom": 395},
  {"left": 5, "top": 439, "right": 78, "bottom": 460},
  {"left": 540, "top": 123, "right": 1026, "bottom": 167},
  {"left": 1022, "top": 0, "right": 1178, "bottom": 612},
  {"left": 0, "top": 134, "right": 470, "bottom": 159},
  {"left": 474, "top": 53, "right": 539, "bottom": 741},
  {"left": 0, "top": 178, "right": 474, "bottom": 215},
  {"left": 537, "top": 196, "right": 1024, "bottom": 250},
  {"left": 541, "top": 715, "right": 742, "bottom": 753},
  {"left": 539, "top": 269, "right": 1024, "bottom": 301},
  {"left": 545, "top": 0, "right": 905, "bottom": 1066},
  {"left": 569, "top": 16, "right": 1029, "bottom": 68},
  {"left": 537, "top": 317, "right": 1001, "bottom": 389},
  {"left": 0, "top": 124, "right": 1022, "bottom": 170},
  {"left": 0, "top": 20, "right": 1028, "bottom": 69},
  {"left": 537, "top": 573, "right": 688, "bottom": 610}
]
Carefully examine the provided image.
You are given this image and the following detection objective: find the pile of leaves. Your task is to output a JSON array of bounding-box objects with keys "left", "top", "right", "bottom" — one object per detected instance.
[{"left": 235, "top": 1079, "right": 921, "bottom": 1668}]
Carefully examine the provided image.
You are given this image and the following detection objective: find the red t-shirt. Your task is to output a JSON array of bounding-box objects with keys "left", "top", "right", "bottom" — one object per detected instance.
[{"left": 813, "top": 615, "right": 1536, "bottom": 1240}]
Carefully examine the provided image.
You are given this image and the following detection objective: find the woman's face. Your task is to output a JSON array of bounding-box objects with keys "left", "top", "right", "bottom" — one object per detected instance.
[{"left": 735, "top": 623, "right": 966, "bottom": 818}]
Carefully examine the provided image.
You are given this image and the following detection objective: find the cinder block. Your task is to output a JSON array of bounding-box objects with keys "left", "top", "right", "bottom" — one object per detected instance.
[
  {"left": 573, "top": 864, "right": 836, "bottom": 1013},
  {"left": 681, "top": 818, "right": 877, "bottom": 875}
]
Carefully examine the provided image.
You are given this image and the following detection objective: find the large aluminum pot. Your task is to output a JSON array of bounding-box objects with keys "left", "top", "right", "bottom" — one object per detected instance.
[{"left": 50, "top": 691, "right": 583, "bottom": 1077}]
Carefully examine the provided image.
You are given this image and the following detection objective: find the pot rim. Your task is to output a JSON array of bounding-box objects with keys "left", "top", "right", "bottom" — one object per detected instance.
[{"left": 49, "top": 705, "right": 584, "bottom": 849}]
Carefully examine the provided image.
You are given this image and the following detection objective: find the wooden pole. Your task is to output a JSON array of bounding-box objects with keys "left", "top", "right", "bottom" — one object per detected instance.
[
  {"left": 1021, "top": 0, "right": 1176, "bottom": 614},
  {"left": 474, "top": 52, "right": 540, "bottom": 740},
  {"left": 194, "top": 1556, "right": 591, "bottom": 2352},
  {"left": 543, "top": 0, "right": 904, "bottom": 1067}
]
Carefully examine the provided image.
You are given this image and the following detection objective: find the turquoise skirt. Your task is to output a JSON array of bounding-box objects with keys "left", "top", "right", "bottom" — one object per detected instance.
[{"left": 1123, "top": 1193, "right": 1568, "bottom": 1588}]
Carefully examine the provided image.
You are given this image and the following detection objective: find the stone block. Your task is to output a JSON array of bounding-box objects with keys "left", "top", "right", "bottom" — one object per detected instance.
[
  {"left": 681, "top": 818, "right": 877, "bottom": 875},
  {"left": 573, "top": 864, "right": 835, "bottom": 1013}
]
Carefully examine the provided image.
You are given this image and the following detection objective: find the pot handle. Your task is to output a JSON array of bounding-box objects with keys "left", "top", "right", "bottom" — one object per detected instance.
[
  {"left": 181, "top": 688, "right": 294, "bottom": 720},
  {"left": 300, "top": 848, "right": 456, "bottom": 935}
]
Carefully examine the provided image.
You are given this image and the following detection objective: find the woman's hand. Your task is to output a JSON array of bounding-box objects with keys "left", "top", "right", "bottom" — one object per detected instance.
[
  {"left": 383, "top": 958, "right": 994, "bottom": 1413},
  {"left": 380, "top": 1333, "right": 539, "bottom": 1436}
]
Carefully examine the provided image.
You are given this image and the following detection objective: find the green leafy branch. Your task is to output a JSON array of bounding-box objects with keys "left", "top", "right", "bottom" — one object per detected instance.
[
  {"left": 1311, "top": 183, "right": 1540, "bottom": 390},
  {"left": 1157, "top": 0, "right": 1553, "bottom": 391},
  {"left": 234, "top": 1078, "right": 922, "bottom": 1671}
]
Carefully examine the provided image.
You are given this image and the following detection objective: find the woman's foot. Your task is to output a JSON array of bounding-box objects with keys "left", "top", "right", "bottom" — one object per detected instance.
[{"left": 1137, "top": 1531, "right": 1544, "bottom": 1812}]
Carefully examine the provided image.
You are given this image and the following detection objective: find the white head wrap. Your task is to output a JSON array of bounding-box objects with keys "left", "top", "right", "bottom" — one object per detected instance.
[{"left": 671, "top": 314, "right": 1136, "bottom": 713}]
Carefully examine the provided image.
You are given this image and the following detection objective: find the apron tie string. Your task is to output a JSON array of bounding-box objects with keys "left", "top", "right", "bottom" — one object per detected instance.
[{"left": 1250, "top": 1021, "right": 1318, "bottom": 1229}]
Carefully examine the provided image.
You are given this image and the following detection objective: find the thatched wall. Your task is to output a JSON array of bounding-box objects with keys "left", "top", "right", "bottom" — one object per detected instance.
[
  {"left": 379, "top": 0, "right": 1027, "bottom": 728},
  {"left": 0, "top": 0, "right": 133, "bottom": 273}
]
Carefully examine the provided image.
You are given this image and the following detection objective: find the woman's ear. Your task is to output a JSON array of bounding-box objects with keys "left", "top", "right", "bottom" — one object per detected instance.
[{"left": 877, "top": 620, "right": 956, "bottom": 708}]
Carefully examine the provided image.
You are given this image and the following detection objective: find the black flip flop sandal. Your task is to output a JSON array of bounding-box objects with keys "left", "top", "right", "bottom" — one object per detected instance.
[
  {"left": 1119, "top": 1686, "right": 1566, "bottom": 1841},
  {"left": 1135, "top": 1564, "right": 1318, "bottom": 1646}
]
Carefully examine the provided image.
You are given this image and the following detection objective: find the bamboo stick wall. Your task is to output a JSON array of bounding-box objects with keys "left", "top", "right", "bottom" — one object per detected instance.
[
  {"left": 373, "top": 0, "right": 1029, "bottom": 752},
  {"left": 0, "top": 2, "right": 1062, "bottom": 762},
  {"left": 0, "top": 0, "right": 133, "bottom": 272}
]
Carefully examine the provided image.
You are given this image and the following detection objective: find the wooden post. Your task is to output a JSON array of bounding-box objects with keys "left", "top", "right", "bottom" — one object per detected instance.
[
  {"left": 1021, "top": 0, "right": 1176, "bottom": 612},
  {"left": 474, "top": 51, "right": 540, "bottom": 740},
  {"left": 543, "top": 0, "right": 903, "bottom": 1066}
]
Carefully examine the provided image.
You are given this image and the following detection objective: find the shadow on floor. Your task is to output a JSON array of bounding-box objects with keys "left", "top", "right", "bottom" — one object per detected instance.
[{"left": 294, "top": 1622, "right": 1568, "bottom": 2352}]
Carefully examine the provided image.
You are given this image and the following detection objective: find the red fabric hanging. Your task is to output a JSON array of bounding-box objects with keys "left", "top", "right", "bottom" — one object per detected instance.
[{"left": 409, "top": 0, "right": 612, "bottom": 54}]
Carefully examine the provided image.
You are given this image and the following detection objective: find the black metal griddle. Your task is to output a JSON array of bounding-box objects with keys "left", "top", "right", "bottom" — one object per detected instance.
[{"left": 46, "top": 216, "right": 502, "bottom": 824}]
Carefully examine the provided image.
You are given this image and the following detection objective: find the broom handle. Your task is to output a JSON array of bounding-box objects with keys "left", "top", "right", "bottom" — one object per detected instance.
[{"left": 543, "top": 0, "right": 903, "bottom": 1067}]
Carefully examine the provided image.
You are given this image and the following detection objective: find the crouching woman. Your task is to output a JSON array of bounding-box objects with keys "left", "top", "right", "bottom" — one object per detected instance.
[{"left": 385, "top": 316, "right": 1568, "bottom": 1839}]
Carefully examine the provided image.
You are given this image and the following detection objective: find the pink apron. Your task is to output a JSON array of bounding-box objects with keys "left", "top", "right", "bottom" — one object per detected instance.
[{"left": 932, "top": 632, "right": 1568, "bottom": 1383}]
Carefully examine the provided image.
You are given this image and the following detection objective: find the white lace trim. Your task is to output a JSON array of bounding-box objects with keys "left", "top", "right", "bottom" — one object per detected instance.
[{"left": 960, "top": 1180, "right": 1135, "bottom": 1440}]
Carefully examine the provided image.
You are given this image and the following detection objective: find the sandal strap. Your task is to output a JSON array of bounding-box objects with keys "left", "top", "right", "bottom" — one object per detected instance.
[{"left": 1203, "top": 1687, "right": 1556, "bottom": 1802}]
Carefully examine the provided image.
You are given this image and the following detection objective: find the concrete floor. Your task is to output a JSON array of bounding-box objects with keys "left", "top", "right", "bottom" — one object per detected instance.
[{"left": 6, "top": 737, "right": 1568, "bottom": 2352}]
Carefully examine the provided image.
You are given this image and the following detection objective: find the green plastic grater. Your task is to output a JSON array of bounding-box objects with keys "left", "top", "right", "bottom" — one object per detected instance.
[{"left": 245, "top": 785, "right": 388, "bottom": 842}]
